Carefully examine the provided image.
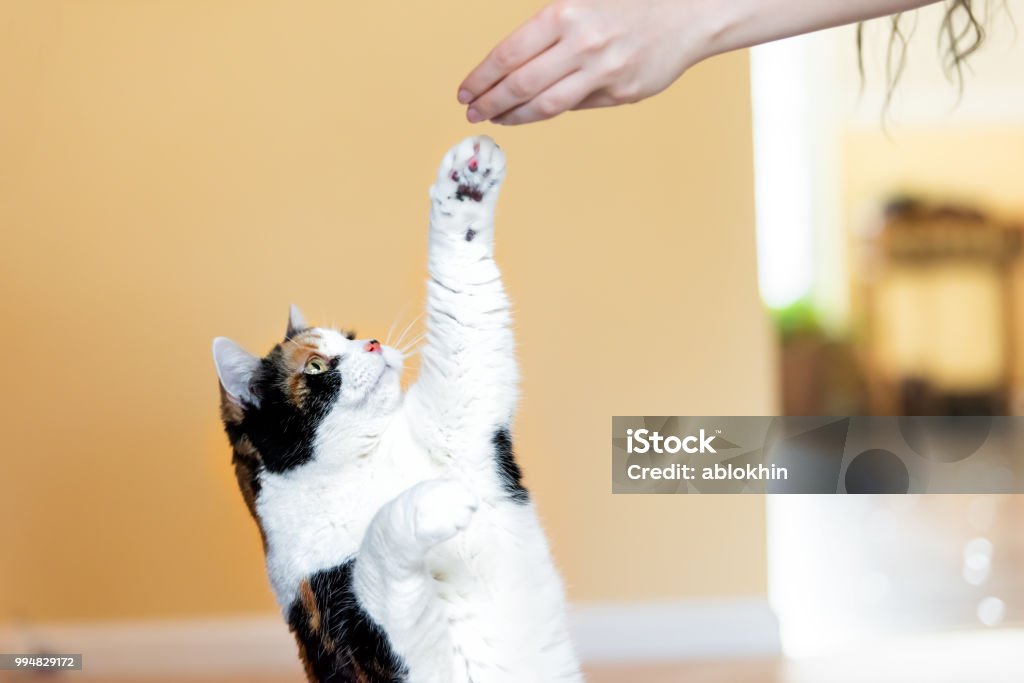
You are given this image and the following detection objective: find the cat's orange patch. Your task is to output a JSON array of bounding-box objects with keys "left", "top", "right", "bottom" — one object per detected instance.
[
  {"left": 282, "top": 330, "right": 323, "bottom": 360},
  {"left": 299, "top": 579, "right": 321, "bottom": 635},
  {"left": 233, "top": 473, "right": 266, "bottom": 549},
  {"left": 352, "top": 660, "right": 371, "bottom": 683},
  {"left": 286, "top": 373, "right": 310, "bottom": 408},
  {"left": 280, "top": 332, "right": 323, "bottom": 408},
  {"left": 293, "top": 635, "right": 318, "bottom": 683},
  {"left": 231, "top": 436, "right": 267, "bottom": 549},
  {"left": 292, "top": 576, "right": 325, "bottom": 682},
  {"left": 218, "top": 385, "right": 245, "bottom": 425}
]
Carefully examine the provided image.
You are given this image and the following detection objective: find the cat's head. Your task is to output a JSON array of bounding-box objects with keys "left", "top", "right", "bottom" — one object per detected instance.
[{"left": 212, "top": 305, "right": 403, "bottom": 476}]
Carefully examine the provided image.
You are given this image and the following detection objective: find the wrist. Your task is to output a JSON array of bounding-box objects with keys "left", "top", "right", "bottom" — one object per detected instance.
[
  {"left": 690, "top": 0, "right": 944, "bottom": 63},
  {"left": 688, "top": 0, "right": 759, "bottom": 63}
]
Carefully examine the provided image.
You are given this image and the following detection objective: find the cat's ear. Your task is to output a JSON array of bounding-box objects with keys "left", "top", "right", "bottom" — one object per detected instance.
[
  {"left": 212, "top": 337, "right": 261, "bottom": 407},
  {"left": 286, "top": 303, "right": 308, "bottom": 339}
]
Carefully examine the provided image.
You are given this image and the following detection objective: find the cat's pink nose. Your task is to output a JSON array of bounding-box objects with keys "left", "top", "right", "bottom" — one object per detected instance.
[{"left": 365, "top": 339, "right": 381, "bottom": 354}]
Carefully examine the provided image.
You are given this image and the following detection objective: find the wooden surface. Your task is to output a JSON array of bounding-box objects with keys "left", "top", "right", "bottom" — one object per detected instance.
[
  {"left": 1, "top": 661, "right": 782, "bottom": 683},
  {"left": 3, "top": 654, "right": 1021, "bottom": 683}
]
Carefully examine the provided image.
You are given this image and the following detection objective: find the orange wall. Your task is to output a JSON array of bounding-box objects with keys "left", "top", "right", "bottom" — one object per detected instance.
[
  {"left": 843, "top": 126, "right": 1024, "bottom": 217},
  {"left": 0, "top": 1, "right": 774, "bottom": 621}
]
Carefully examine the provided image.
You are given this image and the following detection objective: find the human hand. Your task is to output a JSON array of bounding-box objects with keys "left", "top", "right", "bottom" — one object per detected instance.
[{"left": 457, "top": 0, "right": 712, "bottom": 125}]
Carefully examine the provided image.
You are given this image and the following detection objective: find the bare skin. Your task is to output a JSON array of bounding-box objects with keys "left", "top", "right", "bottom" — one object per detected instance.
[{"left": 458, "top": 0, "right": 940, "bottom": 125}]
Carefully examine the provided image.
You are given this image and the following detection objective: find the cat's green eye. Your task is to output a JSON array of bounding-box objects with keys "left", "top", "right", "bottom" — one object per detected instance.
[{"left": 304, "top": 357, "right": 328, "bottom": 375}]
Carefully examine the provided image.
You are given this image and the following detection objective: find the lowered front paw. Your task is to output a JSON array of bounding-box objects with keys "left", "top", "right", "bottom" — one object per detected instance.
[
  {"left": 432, "top": 136, "right": 506, "bottom": 208},
  {"left": 407, "top": 479, "right": 479, "bottom": 547}
]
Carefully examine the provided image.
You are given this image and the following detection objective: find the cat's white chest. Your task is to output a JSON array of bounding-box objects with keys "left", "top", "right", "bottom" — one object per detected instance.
[{"left": 256, "top": 426, "right": 433, "bottom": 610}]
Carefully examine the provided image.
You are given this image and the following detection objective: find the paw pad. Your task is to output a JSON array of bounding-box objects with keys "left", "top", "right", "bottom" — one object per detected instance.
[
  {"left": 456, "top": 185, "right": 485, "bottom": 202},
  {"left": 435, "top": 136, "right": 505, "bottom": 205}
]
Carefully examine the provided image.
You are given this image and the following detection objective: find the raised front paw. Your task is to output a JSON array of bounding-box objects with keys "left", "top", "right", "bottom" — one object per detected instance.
[
  {"left": 433, "top": 136, "right": 506, "bottom": 206},
  {"left": 407, "top": 479, "right": 479, "bottom": 548}
]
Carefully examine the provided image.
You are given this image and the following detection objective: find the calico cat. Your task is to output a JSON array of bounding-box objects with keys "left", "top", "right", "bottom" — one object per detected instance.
[{"left": 212, "top": 136, "right": 582, "bottom": 683}]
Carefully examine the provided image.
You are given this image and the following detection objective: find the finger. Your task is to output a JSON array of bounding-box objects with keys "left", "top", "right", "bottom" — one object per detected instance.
[
  {"left": 571, "top": 90, "right": 619, "bottom": 110},
  {"left": 467, "top": 44, "right": 579, "bottom": 122},
  {"left": 491, "top": 71, "right": 596, "bottom": 125},
  {"left": 458, "top": 6, "right": 562, "bottom": 105}
]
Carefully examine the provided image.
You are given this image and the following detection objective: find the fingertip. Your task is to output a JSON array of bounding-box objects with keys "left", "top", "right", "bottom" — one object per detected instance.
[
  {"left": 492, "top": 113, "right": 518, "bottom": 126},
  {"left": 466, "top": 107, "right": 484, "bottom": 124},
  {"left": 457, "top": 88, "right": 473, "bottom": 105}
]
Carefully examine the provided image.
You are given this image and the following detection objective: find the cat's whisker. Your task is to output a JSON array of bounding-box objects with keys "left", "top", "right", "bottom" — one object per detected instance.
[
  {"left": 397, "top": 347, "right": 422, "bottom": 362},
  {"left": 400, "top": 330, "right": 427, "bottom": 348},
  {"left": 393, "top": 312, "right": 423, "bottom": 349},
  {"left": 398, "top": 332, "right": 428, "bottom": 355},
  {"left": 385, "top": 304, "right": 413, "bottom": 346},
  {"left": 394, "top": 317, "right": 422, "bottom": 349},
  {"left": 399, "top": 343, "right": 427, "bottom": 360}
]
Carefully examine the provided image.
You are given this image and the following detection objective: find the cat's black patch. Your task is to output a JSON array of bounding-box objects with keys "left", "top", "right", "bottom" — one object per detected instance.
[
  {"left": 240, "top": 350, "right": 343, "bottom": 473},
  {"left": 455, "top": 184, "right": 484, "bottom": 202},
  {"left": 289, "top": 561, "right": 408, "bottom": 683},
  {"left": 465, "top": 228, "right": 476, "bottom": 242},
  {"left": 232, "top": 447, "right": 263, "bottom": 498},
  {"left": 492, "top": 427, "right": 529, "bottom": 503}
]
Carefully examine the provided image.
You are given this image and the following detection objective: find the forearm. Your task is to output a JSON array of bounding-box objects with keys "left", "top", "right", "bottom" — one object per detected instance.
[
  {"left": 417, "top": 249, "right": 517, "bottom": 424},
  {"left": 408, "top": 137, "right": 518, "bottom": 449},
  {"left": 697, "top": 0, "right": 942, "bottom": 60}
]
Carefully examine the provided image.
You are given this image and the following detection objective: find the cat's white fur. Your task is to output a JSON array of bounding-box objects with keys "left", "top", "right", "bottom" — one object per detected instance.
[{"left": 215, "top": 137, "right": 581, "bottom": 683}]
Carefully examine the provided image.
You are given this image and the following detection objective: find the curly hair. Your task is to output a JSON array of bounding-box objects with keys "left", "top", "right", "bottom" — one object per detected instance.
[{"left": 858, "top": 0, "right": 994, "bottom": 110}]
